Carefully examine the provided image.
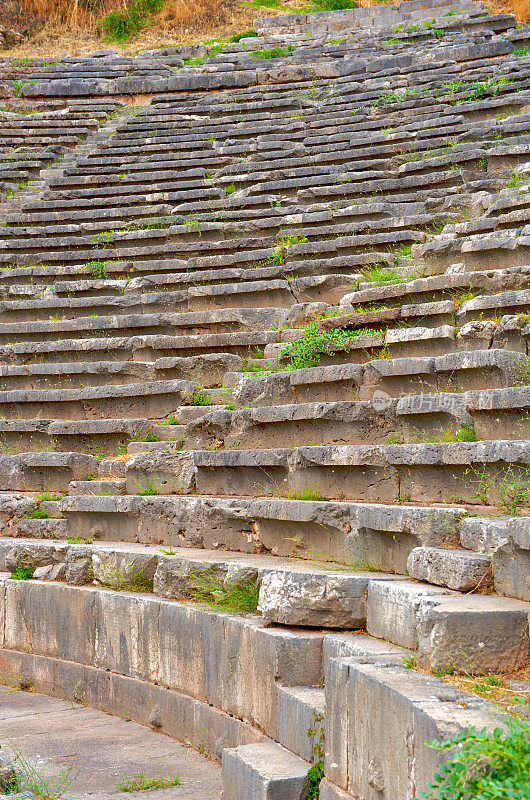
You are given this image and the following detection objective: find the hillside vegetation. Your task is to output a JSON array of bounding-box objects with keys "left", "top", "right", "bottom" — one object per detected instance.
[{"left": 2, "top": 0, "right": 529, "bottom": 59}]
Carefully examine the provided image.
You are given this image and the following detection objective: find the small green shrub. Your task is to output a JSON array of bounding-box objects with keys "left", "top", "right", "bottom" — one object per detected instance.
[
  {"left": 424, "top": 424, "right": 478, "bottom": 444},
  {"left": 10, "top": 563, "right": 35, "bottom": 580},
  {"left": 191, "top": 389, "right": 213, "bottom": 406},
  {"left": 140, "top": 431, "right": 159, "bottom": 442},
  {"left": 160, "top": 415, "right": 180, "bottom": 425},
  {"left": 465, "top": 463, "right": 530, "bottom": 514},
  {"left": 306, "top": 711, "right": 325, "bottom": 799},
  {"left": 137, "top": 480, "right": 161, "bottom": 496},
  {"left": 285, "top": 487, "right": 330, "bottom": 501},
  {"left": 422, "top": 715, "right": 530, "bottom": 800},
  {"left": 36, "top": 492, "right": 65, "bottom": 503},
  {"left": 4, "top": 742, "right": 80, "bottom": 800},
  {"left": 278, "top": 322, "right": 380, "bottom": 371},
  {"left": 507, "top": 171, "right": 526, "bottom": 188},
  {"left": 26, "top": 507, "right": 51, "bottom": 520},
  {"left": 229, "top": 30, "right": 257, "bottom": 42},
  {"left": 99, "top": 0, "right": 164, "bottom": 42},
  {"left": 87, "top": 260, "right": 109, "bottom": 279},
  {"left": 252, "top": 46, "right": 294, "bottom": 59}
]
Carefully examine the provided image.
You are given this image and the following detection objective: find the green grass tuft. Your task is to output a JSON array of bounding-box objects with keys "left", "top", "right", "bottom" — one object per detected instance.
[{"left": 115, "top": 771, "right": 180, "bottom": 793}]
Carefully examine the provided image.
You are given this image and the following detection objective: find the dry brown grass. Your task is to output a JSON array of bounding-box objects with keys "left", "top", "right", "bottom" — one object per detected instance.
[{"left": 413, "top": 663, "right": 530, "bottom": 714}]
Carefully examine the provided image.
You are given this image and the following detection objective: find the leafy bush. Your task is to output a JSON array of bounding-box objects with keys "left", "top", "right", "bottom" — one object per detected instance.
[
  {"left": 252, "top": 46, "right": 294, "bottom": 59},
  {"left": 10, "top": 563, "right": 36, "bottom": 580},
  {"left": 100, "top": 0, "right": 164, "bottom": 41},
  {"left": 422, "top": 716, "right": 530, "bottom": 800},
  {"left": 26, "top": 507, "right": 51, "bottom": 520},
  {"left": 279, "top": 322, "right": 380, "bottom": 370},
  {"left": 229, "top": 29, "right": 258, "bottom": 42}
]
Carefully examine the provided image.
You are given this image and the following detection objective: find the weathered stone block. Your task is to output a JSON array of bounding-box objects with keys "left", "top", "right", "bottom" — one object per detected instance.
[
  {"left": 258, "top": 570, "right": 369, "bottom": 628},
  {"left": 492, "top": 518, "right": 530, "bottom": 600},
  {"left": 222, "top": 743, "right": 309, "bottom": 800},
  {"left": 366, "top": 580, "right": 455, "bottom": 650},
  {"left": 406, "top": 546, "right": 492, "bottom": 591}
]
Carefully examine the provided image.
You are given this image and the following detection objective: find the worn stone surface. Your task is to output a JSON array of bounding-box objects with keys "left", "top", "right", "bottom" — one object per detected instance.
[
  {"left": 222, "top": 743, "right": 309, "bottom": 800},
  {"left": 0, "top": 685, "right": 221, "bottom": 799},
  {"left": 406, "top": 546, "right": 492, "bottom": 591}
]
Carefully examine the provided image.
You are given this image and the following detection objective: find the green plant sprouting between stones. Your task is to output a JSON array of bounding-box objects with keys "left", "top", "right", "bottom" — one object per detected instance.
[
  {"left": 10, "top": 563, "right": 35, "bottom": 580},
  {"left": 183, "top": 570, "right": 260, "bottom": 614},
  {"left": 278, "top": 322, "right": 381, "bottom": 371},
  {"left": 306, "top": 712, "right": 325, "bottom": 800},
  {"left": 3, "top": 742, "right": 81, "bottom": 799},
  {"left": 464, "top": 463, "right": 530, "bottom": 514},
  {"left": 115, "top": 771, "right": 181, "bottom": 792},
  {"left": 422, "top": 714, "right": 530, "bottom": 800}
]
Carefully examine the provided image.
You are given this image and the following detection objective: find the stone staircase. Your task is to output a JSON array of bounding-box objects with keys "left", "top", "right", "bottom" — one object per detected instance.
[{"left": 0, "top": 1, "right": 529, "bottom": 799}]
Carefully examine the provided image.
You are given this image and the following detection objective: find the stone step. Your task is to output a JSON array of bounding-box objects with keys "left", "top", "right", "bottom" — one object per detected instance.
[
  {"left": 0, "top": 276, "right": 354, "bottom": 322},
  {"left": 221, "top": 743, "right": 310, "bottom": 800},
  {"left": 366, "top": 578, "right": 530, "bottom": 672},
  {"left": 0, "top": 330, "right": 284, "bottom": 364},
  {"left": 0, "top": 306, "right": 315, "bottom": 344},
  {"left": 339, "top": 264, "right": 530, "bottom": 309},
  {"left": 0, "top": 354, "right": 242, "bottom": 390},
  {"left": 230, "top": 348, "right": 529, "bottom": 407},
  {"left": 58, "top": 492, "right": 467, "bottom": 571},
  {"left": 0, "top": 380, "right": 198, "bottom": 421},
  {"left": 406, "top": 545, "right": 492, "bottom": 590},
  {"left": 174, "top": 385, "right": 530, "bottom": 450},
  {"left": 0, "top": 451, "right": 98, "bottom": 491},
  {"left": 0, "top": 417, "right": 149, "bottom": 456},
  {"left": 127, "top": 440, "right": 530, "bottom": 507},
  {"left": 277, "top": 686, "right": 325, "bottom": 763}
]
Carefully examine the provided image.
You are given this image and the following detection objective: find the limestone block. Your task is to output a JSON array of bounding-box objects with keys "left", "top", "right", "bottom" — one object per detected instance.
[
  {"left": 456, "top": 320, "right": 496, "bottom": 350},
  {"left": 125, "top": 449, "right": 195, "bottom": 494},
  {"left": 417, "top": 594, "right": 530, "bottom": 672},
  {"left": 2, "top": 541, "right": 67, "bottom": 572},
  {"left": 258, "top": 570, "right": 370, "bottom": 628},
  {"left": 366, "top": 580, "right": 455, "bottom": 650},
  {"left": 65, "top": 546, "right": 94, "bottom": 585},
  {"left": 277, "top": 686, "right": 325, "bottom": 762},
  {"left": 323, "top": 633, "right": 408, "bottom": 666},
  {"left": 319, "top": 781, "right": 353, "bottom": 800},
  {"left": 33, "top": 563, "right": 66, "bottom": 581},
  {"left": 406, "top": 547, "right": 492, "bottom": 591},
  {"left": 492, "top": 517, "right": 530, "bottom": 600},
  {"left": 158, "top": 603, "right": 323, "bottom": 737},
  {"left": 460, "top": 516, "right": 510, "bottom": 553},
  {"left": 325, "top": 659, "right": 505, "bottom": 797},
  {"left": 91, "top": 548, "right": 158, "bottom": 589},
  {"left": 94, "top": 590, "right": 159, "bottom": 681},
  {"left": 222, "top": 743, "right": 309, "bottom": 800},
  {"left": 153, "top": 555, "right": 256, "bottom": 600},
  {"left": 4, "top": 581, "right": 96, "bottom": 664}
]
